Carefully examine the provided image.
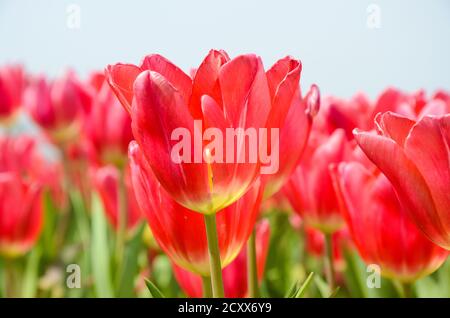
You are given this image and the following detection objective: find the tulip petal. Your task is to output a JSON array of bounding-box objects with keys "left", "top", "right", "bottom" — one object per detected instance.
[
  {"left": 132, "top": 70, "right": 210, "bottom": 211},
  {"left": 266, "top": 57, "right": 302, "bottom": 129},
  {"left": 404, "top": 115, "right": 450, "bottom": 240},
  {"left": 105, "top": 63, "right": 141, "bottom": 113},
  {"left": 354, "top": 130, "right": 448, "bottom": 247},
  {"left": 219, "top": 54, "right": 271, "bottom": 128},
  {"left": 140, "top": 54, "right": 192, "bottom": 104},
  {"left": 331, "top": 163, "right": 374, "bottom": 262},
  {"left": 189, "top": 50, "right": 229, "bottom": 119},
  {"left": 375, "top": 112, "right": 415, "bottom": 147},
  {"left": 333, "top": 162, "right": 448, "bottom": 280}
]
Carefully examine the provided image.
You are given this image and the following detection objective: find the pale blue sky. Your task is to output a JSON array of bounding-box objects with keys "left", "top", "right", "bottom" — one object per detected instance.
[{"left": 1, "top": 0, "right": 449, "bottom": 98}]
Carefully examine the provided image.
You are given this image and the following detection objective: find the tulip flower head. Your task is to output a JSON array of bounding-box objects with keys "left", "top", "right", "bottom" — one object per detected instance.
[
  {"left": 24, "top": 72, "right": 85, "bottom": 145},
  {"left": 333, "top": 162, "right": 448, "bottom": 281},
  {"left": 107, "top": 50, "right": 317, "bottom": 214},
  {"left": 0, "top": 64, "right": 24, "bottom": 124},
  {"left": 94, "top": 165, "right": 142, "bottom": 233},
  {"left": 0, "top": 135, "right": 65, "bottom": 209},
  {"left": 0, "top": 172, "right": 43, "bottom": 258},
  {"left": 283, "top": 129, "right": 352, "bottom": 233},
  {"left": 86, "top": 73, "right": 133, "bottom": 168},
  {"left": 316, "top": 93, "right": 372, "bottom": 139},
  {"left": 354, "top": 112, "right": 450, "bottom": 250}
]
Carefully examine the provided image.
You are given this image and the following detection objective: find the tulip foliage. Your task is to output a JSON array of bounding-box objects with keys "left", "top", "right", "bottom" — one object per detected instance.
[{"left": 0, "top": 51, "right": 449, "bottom": 298}]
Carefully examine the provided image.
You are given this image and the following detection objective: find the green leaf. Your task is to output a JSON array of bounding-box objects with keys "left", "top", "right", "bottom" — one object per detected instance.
[
  {"left": 285, "top": 281, "right": 300, "bottom": 298},
  {"left": 41, "top": 191, "right": 58, "bottom": 260},
  {"left": 118, "top": 222, "right": 145, "bottom": 297},
  {"left": 329, "top": 286, "right": 341, "bottom": 298},
  {"left": 343, "top": 249, "right": 368, "bottom": 297},
  {"left": 91, "top": 193, "right": 114, "bottom": 297},
  {"left": 294, "top": 272, "right": 315, "bottom": 298},
  {"left": 145, "top": 279, "right": 165, "bottom": 298},
  {"left": 70, "top": 191, "right": 90, "bottom": 245},
  {"left": 21, "top": 246, "right": 42, "bottom": 297},
  {"left": 314, "top": 275, "right": 331, "bottom": 298}
]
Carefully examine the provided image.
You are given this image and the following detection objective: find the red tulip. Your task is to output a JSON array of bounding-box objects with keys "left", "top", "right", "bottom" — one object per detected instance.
[
  {"left": 24, "top": 72, "right": 85, "bottom": 145},
  {"left": 0, "top": 172, "right": 43, "bottom": 257},
  {"left": 314, "top": 88, "right": 449, "bottom": 141},
  {"left": 0, "top": 65, "right": 24, "bottom": 123},
  {"left": 0, "top": 135, "right": 66, "bottom": 209},
  {"left": 86, "top": 73, "right": 133, "bottom": 167},
  {"left": 371, "top": 88, "right": 415, "bottom": 118},
  {"left": 0, "top": 135, "right": 36, "bottom": 175},
  {"left": 417, "top": 92, "right": 450, "bottom": 117},
  {"left": 129, "top": 141, "right": 263, "bottom": 275},
  {"left": 94, "top": 165, "right": 142, "bottom": 232},
  {"left": 283, "top": 129, "right": 352, "bottom": 233},
  {"left": 354, "top": 112, "right": 450, "bottom": 250},
  {"left": 433, "top": 90, "right": 450, "bottom": 107},
  {"left": 316, "top": 93, "right": 372, "bottom": 139},
  {"left": 332, "top": 162, "right": 448, "bottom": 281},
  {"left": 173, "top": 220, "right": 270, "bottom": 298},
  {"left": 107, "top": 50, "right": 316, "bottom": 213}
]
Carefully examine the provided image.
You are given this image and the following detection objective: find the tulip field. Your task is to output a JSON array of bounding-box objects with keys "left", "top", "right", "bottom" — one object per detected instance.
[{"left": 0, "top": 1, "right": 449, "bottom": 301}]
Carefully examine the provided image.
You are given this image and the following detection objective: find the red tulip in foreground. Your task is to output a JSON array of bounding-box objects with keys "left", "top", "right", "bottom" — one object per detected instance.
[
  {"left": 0, "top": 64, "right": 24, "bottom": 124},
  {"left": 94, "top": 165, "right": 142, "bottom": 233},
  {"left": 173, "top": 220, "right": 270, "bottom": 298},
  {"left": 106, "top": 50, "right": 317, "bottom": 213},
  {"left": 0, "top": 172, "right": 43, "bottom": 257},
  {"left": 333, "top": 162, "right": 448, "bottom": 281},
  {"left": 354, "top": 112, "right": 450, "bottom": 250},
  {"left": 129, "top": 141, "right": 263, "bottom": 276}
]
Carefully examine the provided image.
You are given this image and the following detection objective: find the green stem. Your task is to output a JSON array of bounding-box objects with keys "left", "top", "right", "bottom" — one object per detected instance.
[
  {"left": 4, "top": 258, "right": 16, "bottom": 298},
  {"left": 115, "top": 168, "right": 127, "bottom": 286},
  {"left": 324, "top": 232, "right": 336, "bottom": 291},
  {"left": 204, "top": 213, "right": 224, "bottom": 298},
  {"left": 247, "top": 229, "right": 259, "bottom": 297},
  {"left": 201, "top": 275, "right": 212, "bottom": 298},
  {"left": 55, "top": 150, "right": 72, "bottom": 251},
  {"left": 401, "top": 281, "right": 414, "bottom": 298}
]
